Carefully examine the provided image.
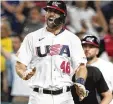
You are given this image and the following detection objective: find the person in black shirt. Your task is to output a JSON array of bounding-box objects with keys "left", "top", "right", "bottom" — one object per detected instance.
[{"left": 71, "top": 66, "right": 112, "bottom": 104}]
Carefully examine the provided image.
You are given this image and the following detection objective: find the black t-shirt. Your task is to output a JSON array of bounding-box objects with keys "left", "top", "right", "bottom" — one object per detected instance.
[{"left": 71, "top": 66, "right": 109, "bottom": 104}]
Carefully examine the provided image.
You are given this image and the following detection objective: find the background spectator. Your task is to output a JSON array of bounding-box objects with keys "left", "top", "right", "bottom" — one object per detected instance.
[
  {"left": 22, "top": 6, "right": 44, "bottom": 38},
  {"left": 1, "top": 35, "right": 32, "bottom": 104},
  {"left": 99, "top": 17, "right": 113, "bottom": 63},
  {"left": 66, "top": 1, "right": 108, "bottom": 38},
  {"left": 1, "top": 1, "right": 113, "bottom": 104},
  {"left": 1, "top": 20, "right": 13, "bottom": 102},
  {"left": 1, "top": 1, "right": 25, "bottom": 34},
  {"left": 101, "top": 1, "right": 113, "bottom": 24}
]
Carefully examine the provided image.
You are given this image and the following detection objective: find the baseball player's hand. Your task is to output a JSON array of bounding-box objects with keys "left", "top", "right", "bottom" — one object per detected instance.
[
  {"left": 22, "top": 67, "right": 36, "bottom": 80},
  {"left": 74, "top": 83, "right": 89, "bottom": 101}
]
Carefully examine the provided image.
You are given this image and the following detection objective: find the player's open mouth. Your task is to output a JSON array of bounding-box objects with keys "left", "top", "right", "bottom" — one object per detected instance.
[
  {"left": 48, "top": 17, "right": 55, "bottom": 22},
  {"left": 49, "top": 18, "right": 53, "bottom": 21}
]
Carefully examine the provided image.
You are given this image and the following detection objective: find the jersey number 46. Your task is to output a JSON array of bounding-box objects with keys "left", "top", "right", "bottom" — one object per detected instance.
[{"left": 60, "top": 61, "right": 70, "bottom": 74}]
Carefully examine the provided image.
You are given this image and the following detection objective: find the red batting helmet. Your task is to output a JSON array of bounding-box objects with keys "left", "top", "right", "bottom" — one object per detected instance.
[
  {"left": 81, "top": 35, "right": 100, "bottom": 47},
  {"left": 43, "top": 1, "right": 67, "bottom": 16}
]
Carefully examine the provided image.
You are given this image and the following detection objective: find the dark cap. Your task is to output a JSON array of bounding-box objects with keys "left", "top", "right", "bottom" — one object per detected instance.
[
  {"left": 43, "top": 1, "right": 67, "bottom": 16},
  {"left": 81, "top": 35, "right": 99, "bottom": 47}
]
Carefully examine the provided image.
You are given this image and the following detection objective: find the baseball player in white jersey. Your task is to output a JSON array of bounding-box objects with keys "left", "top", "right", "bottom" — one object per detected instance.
[
  {"left": 81, "top": 35, "right": 113, "bottom": 104},
  {"left": 15, "top": 1, "right": 88, "bottom": 104}
]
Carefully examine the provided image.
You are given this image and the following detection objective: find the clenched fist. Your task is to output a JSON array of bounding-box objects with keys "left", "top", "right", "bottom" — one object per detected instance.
[
  {"left": 22, "top": 67, "right": 36, "bottom": 80},
  {"left": 74, "top": 83, "right": 89, "bottom": 101}
]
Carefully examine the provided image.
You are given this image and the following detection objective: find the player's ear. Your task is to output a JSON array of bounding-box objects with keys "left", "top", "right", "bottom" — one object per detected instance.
[
  {"left": 44, "top": 11, "right": 48, "bottom": 21},
  {"left": 45, "top": 14, "right": 47, "bottom": 21},
  {"left": 96, "top": 48, "right": 99, "bottom": 55}
]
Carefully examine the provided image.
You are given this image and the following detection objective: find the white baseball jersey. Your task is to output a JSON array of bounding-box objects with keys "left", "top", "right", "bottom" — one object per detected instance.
[{"left": 17, "top": 27, "right": 87, "bottom": 89}]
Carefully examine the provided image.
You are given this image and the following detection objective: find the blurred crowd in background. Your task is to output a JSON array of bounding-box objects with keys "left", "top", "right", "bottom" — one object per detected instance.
[{"left": 1, "top": 1, "right": 113, "bottom": 104}]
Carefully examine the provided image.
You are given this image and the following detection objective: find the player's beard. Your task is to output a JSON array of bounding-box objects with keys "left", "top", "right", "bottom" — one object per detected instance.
[{"left": 87, "top": 56, "right": 94, "bottom": 61}]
